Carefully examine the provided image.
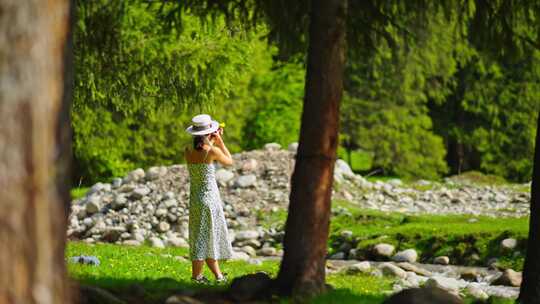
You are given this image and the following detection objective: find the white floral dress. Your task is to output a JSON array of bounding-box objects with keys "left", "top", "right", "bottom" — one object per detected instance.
[{"left": 187, "top": 162, "right": 233, "bottom": 261}]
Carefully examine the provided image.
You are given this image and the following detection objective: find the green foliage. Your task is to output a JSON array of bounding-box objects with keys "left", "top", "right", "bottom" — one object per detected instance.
[
  {"left": 342, "top": 7, "right": 540, "bottom": 182},
  {"left": 74, "top": 0, "right": 540, "bottom": 184},
  {"left": 242, "top": 60, "right": 305, "bottom": 149},
  {"left": 342, "top": 12, "right": 455, "bottom": 180},
  {"left": 336, "top": 147, "right": 373, "bottom": 172},
  {"left": 430, "top": 48, "right": 540, "bottom": 182},
  {"left": 73, "top": 1, "right": 272, "bottom": 184}
]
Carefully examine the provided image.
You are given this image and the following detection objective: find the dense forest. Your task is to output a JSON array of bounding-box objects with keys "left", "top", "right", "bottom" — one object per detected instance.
[{"left": 74, "top": 1, "right": 540, "bottom": 185}]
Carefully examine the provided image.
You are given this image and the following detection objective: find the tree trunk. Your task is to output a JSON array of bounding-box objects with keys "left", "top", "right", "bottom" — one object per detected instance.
[
  {"left": 276, "top": 0, "right": 347, "bottom": 297},
  {"left": 0, "top": 1, "right": 73, "bottom": 303},
  {"left": 518, "top": 110, "right": 540, "bottom": 303}
]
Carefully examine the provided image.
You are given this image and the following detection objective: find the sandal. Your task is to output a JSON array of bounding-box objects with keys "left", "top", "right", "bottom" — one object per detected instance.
[
  {"left": 215, "top": 273, "right": 228, "bottom": 284},
  {"left": 191, "top": 275, "right": 211, "bottom": 284}
]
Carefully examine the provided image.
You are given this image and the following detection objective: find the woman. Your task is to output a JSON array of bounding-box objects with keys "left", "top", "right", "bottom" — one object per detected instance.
[{"left": 184, "top": 114, "right": 234, "bottom": 284}]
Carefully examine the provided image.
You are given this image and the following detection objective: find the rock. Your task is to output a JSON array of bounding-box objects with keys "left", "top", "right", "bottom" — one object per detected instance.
[
  {"left": 387, "top": 179, "right": 403, "bottom": 186},
  {"left": 335, "top": 159, "right": 354, "bottom": 178},
  {"left": 157, "top": 222, "right": 170, "bottom": 232},
  {"left": 68, "top": 147, "right": 532, "bottom": 252},
  {"left": 150, "top": 237, "right": 165, "bottom": 248},
  {"left": 329, "top": 252, "right": 346, "bottom": 260},
  {"left": 492, "top": 269, "right": 522, "bottom": 287},
  {"left": 231, "top": 251, "right": 250, "bottom": 261},
  {"left": 434, "top": 256, "right": 450, "bottom": 265},
  {"left": 373, "top": 243, "right": 395, "bottom": 259},
  {"left": 235, "top": 230, "right": 259, "bottom": 241},
  {"left": 70, "top": 255, "right": 101, "bottom": 266},
  {"left": 241, "top": 159, "right": 258, "bottom": 172},
  {"left": 132, "top": 231, "right": 145, "bottom": 242},
  {"left": 288, "top": 142, "right": 299, "bottom": 152},
  {"left": 168, "top": 237, "right": 188, "bottom": 248},
  {"left": 123, "top": 240, "right": 141, "bottom": 246},
  {"left": 397, "top": 262, "right": 432, "bottom": 277},
  {"left": 259, "top": 247, "right": 277, "bottom": 256},
  {"left": 379, "top": 263, "right": 407, "bottom": 279},
  {"left": 346, "top": 261, "right": 371, "bottom": 274},
  {"left": 340, "top": 230, "right": 353, "bottom": 239},
  {"left": 425, "top": 276, "right": 464, "bottom": 293},
  {"left": 111, "top": 195, "right": 127, "bottom": 210},
  {"left": 263, "top": 143, "right": 281, "bottom": 151},
  {"left": 234, "top": 175, "right": 257, "bottom": 188},
  {"left": 85, "top": 196, "right": 101, "bottom": 214},
  {"left": 229, "top": 272, "right": 273, "bottom": 301},
  {"left": 165, "top": 295, "right": 204, "bottom": 304},
  {"left": 130, "top": 187, "right": 151, "bottom": 200},
  {"left": 460, "top": 269, "right": 479, "bottom": 282},
  {"left": 383, "top": 287, "right": 463, "bottom": 304},
  {"left": 112, "top": 178, "right": 123, "bottom": 188},
  {"left": 101, "top": 227, "right": 125, "bottom": 242},
  {"left": 393, "top": 249, "right": 418, "bottom": 263},
  {"left": 125, "top": 168, "right": 145, "bottom": 183},
  {"left": 146, "top": 166, "right": 167, "bottom": 180},
  {"left": 80, "top": 285, "right": 126, "bottom": 304},
  {"left": 215, "top": 169, "right": 234, "bottom": 184},
  {"left": 501, "top": 238, "right": 518, "bottom": 250},
  {"left": 240, "top": 245, "right": 257, "bottom": 257},
  {"left": 155, "top": 208, "right": 168, "bottom": 217},
  {"left": 88, "top": 182, "right": 111, "bottom": 195},
  {"left": 466, "top": 284, "right": 489, "bottom": 301}
]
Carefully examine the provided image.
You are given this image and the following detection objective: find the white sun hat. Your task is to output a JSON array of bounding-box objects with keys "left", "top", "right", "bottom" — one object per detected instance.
[{"left": 185, "top": 114, "right": 220, "bottom": 136}]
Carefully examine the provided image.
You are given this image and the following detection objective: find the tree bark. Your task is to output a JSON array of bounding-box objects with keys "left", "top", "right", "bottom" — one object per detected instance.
[
  {"left": 518, "top": 110, "right": 540, "bottom": 303},
  {"left": 0, "top": 1, "right": 73, "bottom": 303},
  {"left": 276, "top": 0, "right": 347, "bottom": 297}
]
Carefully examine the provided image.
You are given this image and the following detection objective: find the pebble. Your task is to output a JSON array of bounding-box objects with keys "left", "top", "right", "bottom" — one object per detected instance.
[
  {"left": 235, "top": 175, "right": 257, "bottom": 188},
  {"left": 392, "top": 249, "right": 418, "bottom": 263},
  {"left": 373, "top": 243, "right": 395, "bottom": 258},
  {"left": 501, "top": 238, "right": 518, "bottom": 250},
  {"left": 379, "top": 263, "right": 407, "bottom": 279},
  {"left": 346, "top": 261, "right": 371, "bottom": 274},
  {"left": 150, "top": 237, "right": 165, "bottom": 248},
  {"left": 434, "top": 256, "right": 450, "bottom": 265}
]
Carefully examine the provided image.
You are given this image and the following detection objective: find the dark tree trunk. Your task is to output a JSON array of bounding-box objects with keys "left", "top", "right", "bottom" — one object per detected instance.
[
  {"left": 276, "top": 0, "right": 347, "bottom": 297},
  {"left": 0, "top": 1, "right": 73, "bottom": 303},
  {"left": 518, "top": 111, "right": 540, "bottom": 303}
]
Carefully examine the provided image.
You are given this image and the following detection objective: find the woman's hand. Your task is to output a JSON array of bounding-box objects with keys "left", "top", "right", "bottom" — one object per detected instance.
[{"left": 212, "top": 131, "right": 224, "bottom": 146}]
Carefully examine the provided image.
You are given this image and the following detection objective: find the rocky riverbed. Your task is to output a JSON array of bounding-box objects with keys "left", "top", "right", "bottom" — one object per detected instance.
[{"left": 68, "top": 142, "right": 530, "bottom": 300}]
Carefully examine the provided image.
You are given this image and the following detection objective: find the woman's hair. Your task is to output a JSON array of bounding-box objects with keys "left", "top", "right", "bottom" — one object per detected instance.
[{"left": 193, "top": 134, "right": 211, "bottom": 150}]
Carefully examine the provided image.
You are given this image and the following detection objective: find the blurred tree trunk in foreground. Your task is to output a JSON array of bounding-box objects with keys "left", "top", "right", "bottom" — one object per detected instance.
[
  {"left": 519, "top": 110, "right": 540, "bottom": 303},
  {"left": 0, "top": 0, "right": 73, "bottom": 303},
  {"left": 276, "top": 0, "right": 347, "bottom": 296}
]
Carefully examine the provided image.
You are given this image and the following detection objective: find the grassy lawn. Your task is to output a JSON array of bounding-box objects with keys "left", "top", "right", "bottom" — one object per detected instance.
[
  {"left": 67, "top": 242, "right": 515, "bottom": 303},
  {"left": 67, "top": 242, "right": 393, "bottom": 303},
  {"left": 258, "top": 200, "right": 529, "bottom": 270}
]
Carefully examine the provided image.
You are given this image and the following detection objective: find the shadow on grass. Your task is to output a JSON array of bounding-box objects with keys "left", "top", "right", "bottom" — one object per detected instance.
[
  {"left": 311, "top": 288, "right": 385, "bottom": 304},
  {"left": 75, "top": 275, "right": 388, "bottom": 304},
  {"left": 76, "top": 275, "right": 224, "bottom": 304}
]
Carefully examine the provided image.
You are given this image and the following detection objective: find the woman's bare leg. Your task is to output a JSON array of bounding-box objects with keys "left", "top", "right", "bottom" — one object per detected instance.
[
  {"left": 192, "top": 260, "right": 204, "bottom": 279},
  {"left": 205, "top": 258, "right": 224, "bottom": 279}
]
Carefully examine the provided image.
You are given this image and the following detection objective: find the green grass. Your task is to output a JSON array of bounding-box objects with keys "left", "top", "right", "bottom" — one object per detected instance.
[
  {"left": 329, "top": 200, "right": 528, "bottom": 270},
  {"left": 446, "top": 171, "right": 508, "bottom": 185},
  {"left": 71, "top": 187, "right": 90, "bottom": 200},
  {"left": 67, "top": 242, "right": 516, "bottom": 303},
  {"left": 257, "top": 200, "right": 529, "bottom": 271},
  {"left": 67, "top": 242, "right": 393, "bottom": 303}
]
